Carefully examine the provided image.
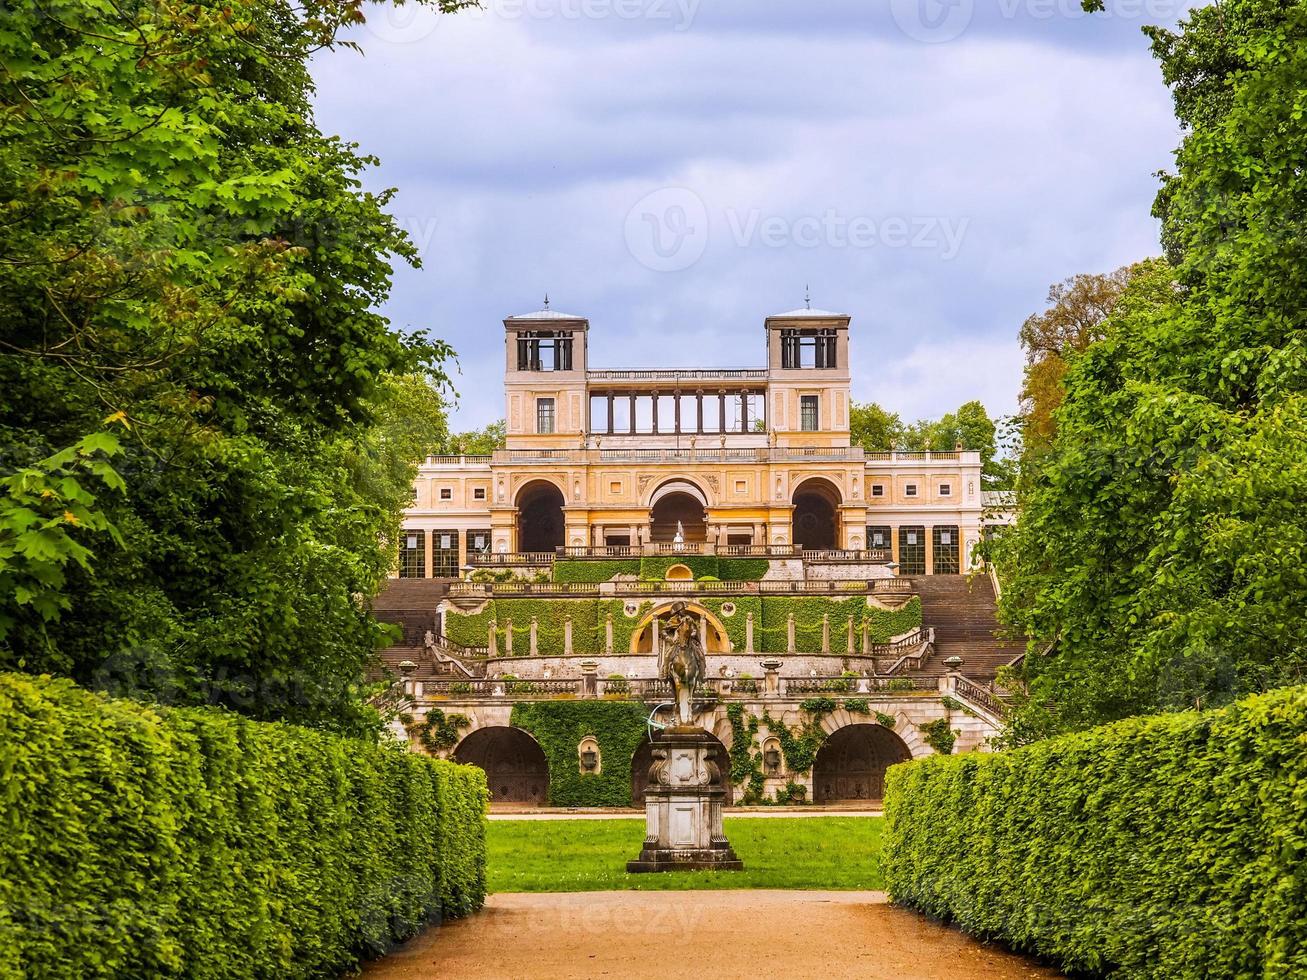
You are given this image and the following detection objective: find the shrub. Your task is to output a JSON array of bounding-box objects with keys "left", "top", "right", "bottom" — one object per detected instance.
[
  {"left": 0, "top": 673, "right": 488, "bottom": 979},
  {"left": 883, "top": 685, "right": 1307, "bottom": 978},
  {"left": 717, "top": 557, "right": 770, "bottom": 581}
]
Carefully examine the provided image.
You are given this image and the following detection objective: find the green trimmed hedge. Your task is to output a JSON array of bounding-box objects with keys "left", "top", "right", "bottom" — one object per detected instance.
[
  {"left": 552, "top": 559, "right": 640, "bottom": 583},
  {"left": 883, "top": 685, "right": 1307, "bottom": 978},
  {"left": 0, "top": 673, "right": 488, "bottom": 979},
  {"left": 551, "top": 556, "right": 772, "bottom": 584},
  {"left": 509, "top": 701, "right": 650, "bottom": 806}
]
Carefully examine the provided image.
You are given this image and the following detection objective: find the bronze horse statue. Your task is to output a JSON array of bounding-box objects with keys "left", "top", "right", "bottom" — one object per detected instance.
[{"left": 658, "top": 601, "right": 707, "bottom": 727}]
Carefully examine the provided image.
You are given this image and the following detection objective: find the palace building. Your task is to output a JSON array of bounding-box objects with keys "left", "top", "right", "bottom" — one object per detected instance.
[
  {"left": 377, "top": 304, "right": 1017, "bottom": 808},
  {"left": 397, "top": 304, "right": 990, "bottom": 576}
]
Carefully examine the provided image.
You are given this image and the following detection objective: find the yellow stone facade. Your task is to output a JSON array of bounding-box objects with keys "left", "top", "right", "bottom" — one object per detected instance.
[{"left": 398, "top": 305, "right": 988, "bottom": 576}]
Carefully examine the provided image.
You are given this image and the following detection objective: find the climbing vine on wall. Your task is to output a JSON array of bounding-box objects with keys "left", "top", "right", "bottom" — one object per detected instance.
[
  {"left": 725, "top": 703, "right": 765, "bottom": 804},
  {"left": 413, "top": 708, "right": 470, "bottom": 753},
  {"left": 919, "top": 717, "right": 957, "bottom": 756},
  {"left": 509, "top": 701, "right": 651, "bottom": 806}
]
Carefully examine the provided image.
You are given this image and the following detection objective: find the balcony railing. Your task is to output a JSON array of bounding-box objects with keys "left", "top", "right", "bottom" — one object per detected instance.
[
  {"left": 493, "top": 446, "right": 868, "bottom": 465},
  {"left": 417, "top": 674, "right": 941, "bottom": 700},
  {"left": 415, "top": 448, "right": 981, "bottom": 469},
  {"left": 472, "top": 544, "right": 897, "bottom": 563},
  {"left": 445, "top": 577, "right": 915, "bottom": 599},
  {"left": 587, "top": 368, "right": 769, "bottom": 382}
]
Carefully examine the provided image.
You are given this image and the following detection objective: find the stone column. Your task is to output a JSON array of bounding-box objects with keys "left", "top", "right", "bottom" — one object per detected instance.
[
  {"left": 745, "top": 612, "right": 755, "bottom": 654},
  {"left": 786, "top": 613, "right": 796, "bottom": 654},
  {"left": 861, "top": 619, "right": 870, "bottom": 656},
  {"left": 423, "top": 531, "right": 434, "bottom": 580},
  {"left": 564, "top": 616, "right": 573, "bottom": 655},
  {"left": 605, "top": 612, "right": 615, "bottom": 654},
  {"left": 529, "top": 617, "right": 538, "bottom": 657},
  {"left": 846, "top": 617, "right": 855, "bottom": 655},
  {"left": 488, "top": 618, "right": 498, "bottom": 656},
  {"left": 505, "top": 618, "right": 514, "bottom": 655},
  {"left": 821, "top": 613, "right": 830, "bottom": 654},
  {"left": 925, "top": 526, "right": 935, "bottom": 576},
  {"left": 700, "top": 615, "right": 708, "bottom": 652},
  {"left": 456, "top": 530, "right": 467, "bottom": 577}
]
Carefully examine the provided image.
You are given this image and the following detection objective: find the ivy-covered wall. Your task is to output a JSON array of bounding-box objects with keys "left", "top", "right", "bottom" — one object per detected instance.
[
  {"left": 444, "top": 594, "right": 922, "bottom": 655},
  {"left": 509, "top": 701, "right": 651, "bottom": 806}
]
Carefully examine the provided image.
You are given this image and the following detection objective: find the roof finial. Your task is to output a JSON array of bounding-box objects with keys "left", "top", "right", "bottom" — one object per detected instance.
[
  {"left": 543, "top": 292, "right": 550, "bottom": 310},
  {"left": 804, "top": 284, "right": 811, "bottom": 310}
]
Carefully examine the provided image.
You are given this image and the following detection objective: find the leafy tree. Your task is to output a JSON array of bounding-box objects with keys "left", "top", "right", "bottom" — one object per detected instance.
[
  {"left": 449, "top": 420, "right": 507, "bottom": 454},
  {"left": 849, "top": 402, "right": 902, "bottom": 452},
  {"left": 0, "top": 0, "right": 467, "bottom": 732},
  {"left": 1017, "top": 266, "right": 1137, "bottom": 458},
  {"left": 999, "top": 1, "right": 1307, "bottom": 737}
]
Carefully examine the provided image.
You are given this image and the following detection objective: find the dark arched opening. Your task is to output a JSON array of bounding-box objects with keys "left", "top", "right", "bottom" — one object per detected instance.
[
  {"left": 516, "top": 481, "right": 565, "bottom": 554},
  {"left": 453, "top": 726, "right": 549, "bottom": 806},
  {"left": 792, "top": 478, "right": 841, "bottom": 550},
  {"left": 812, "top": 724, "right": 911, "bottom": 804},
  {"left": 630, "top": 733, "right": 733, "bottom": 808},
  {"left": 650, "top": 491, "right": 707, "bottom": 544}
]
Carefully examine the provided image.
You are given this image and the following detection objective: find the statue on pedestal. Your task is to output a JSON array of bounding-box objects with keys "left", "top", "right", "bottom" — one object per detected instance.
[
  {"left": 658, "top": 601, "right": 706, "bottom": 728},
  {"left": 629, "top": 601, "right": 742, "bottom": 873}
]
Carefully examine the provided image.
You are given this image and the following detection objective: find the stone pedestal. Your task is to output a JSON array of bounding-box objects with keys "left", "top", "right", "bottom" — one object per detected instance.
[{"left": 627, "top": 727, "right": 744, "bottom": 873}]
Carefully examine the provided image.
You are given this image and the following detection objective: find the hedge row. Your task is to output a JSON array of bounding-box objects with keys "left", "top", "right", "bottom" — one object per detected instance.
[
  {"left": 446, "top": 595, "right": 922, "bottom": 655},
  {"left": 883, "top": 685, "right": 1307, "bottom": 979},
  {"left": 551, "top": 555, "right": 771, "bottom": 584},
  {"left": 0, "top": 673, "right": 488, "bottom": 980}
]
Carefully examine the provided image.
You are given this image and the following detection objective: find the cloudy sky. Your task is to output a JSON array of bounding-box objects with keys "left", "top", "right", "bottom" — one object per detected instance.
[{"left": 312, "top": 0, "right": 1197, "bottom": 430}]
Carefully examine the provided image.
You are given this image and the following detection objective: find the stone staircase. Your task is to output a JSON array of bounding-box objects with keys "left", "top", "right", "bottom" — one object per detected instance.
[{"left": 913, "top": 574, "right": 1025, "bottom": 683}]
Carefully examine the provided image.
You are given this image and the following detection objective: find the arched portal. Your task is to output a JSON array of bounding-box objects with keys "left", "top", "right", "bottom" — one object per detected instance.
[
  {"left": 453, "top": 726, "right": 549, "bottom": 805},
  {"left": 811, "top": 724, "right": 911, "bottom": 803},
  {"left": 650, "top": 488, "right": 707, "bottom": 543},
  {"left": 792, "top": 478, "right": 841, "bottom": 550},
  {"left": 628, "top": 601, "right": 732, "bottom": 653},
  {"left": 630, "top": 734, "right": 733, "bottom": 808},
  {"left": 516, "top": 480, "right": 565, "bottom": 553}
]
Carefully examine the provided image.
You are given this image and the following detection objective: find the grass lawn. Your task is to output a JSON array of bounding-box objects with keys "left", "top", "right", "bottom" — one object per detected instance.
[{"left": 486, "top": 816, "right": 884, "bottom": 892}]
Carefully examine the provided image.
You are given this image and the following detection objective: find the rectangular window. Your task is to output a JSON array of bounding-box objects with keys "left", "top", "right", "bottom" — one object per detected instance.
[
  {"left": 590, "top": 394, "right": 610, "bottom": 433},
  {"left": 800, "top": 395, "right": 819, "bottom": 432},
  {"left": 610, "top": 395, "right": 631, "bottom": 433},
  {"left": 536, "top": 397, "right": 555, "bottom": 434},
  {"left": 932, "top": 525, "right": 960, "bottom": 575},
  {"left": 898, "top": 526, "right": 926, "bottom": 576},
  {"left": 867, "top": 525, "right": 892, "bottom": 550},
  {"left": 439, "top": 487, "right": 452, "bottom": 500},
  {"left": 473, "top": 487, "right": 486, "bottom": 500},
  {"left": 700, "top": 394, "right": 722, "bottom": 433},
  {"left": 398, "top": 530, "right": 425, "bottom": 578},
  {"left": 466, "top": 529, "right": 492, "bottom": 554},
  {"left": 516, "top": 331, "right": 573, "bottom": 372},
  {"left": 433, "top": 530, "right": 459, "bottom": 578},
  {"left": 735, "top": 479, "right": 747, "bottom": 494},
  {"left": 939, "top": 483, "right": 951, "bottom": 497},
  {"left": 871, "top": 484, "right": 885, "bottom": 497},
  {"left": 605, "top": 534, "right": 631, "bottom": 547},
  {"left": 678, "top": 393, "right": 699, "bottom": 433},
  {"left": 905, "top": 483, "right": 918, "bottom": 497}
]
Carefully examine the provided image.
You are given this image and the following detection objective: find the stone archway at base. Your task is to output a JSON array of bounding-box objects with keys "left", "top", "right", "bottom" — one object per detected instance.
[
  {"left": 453, "top": 726, "right": 550, "bottom": 805},
  {"left": 630, "top": 734, "right": 733, "bottom": 808},
  {"left": 811, "top": 724, "right": 911, "bottom": 803}
]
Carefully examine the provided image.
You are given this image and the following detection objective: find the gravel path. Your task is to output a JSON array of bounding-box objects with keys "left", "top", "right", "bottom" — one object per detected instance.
[{"left": 363, "top": 891, "right": 1061, "bottom": 979}]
